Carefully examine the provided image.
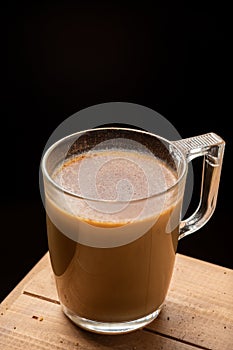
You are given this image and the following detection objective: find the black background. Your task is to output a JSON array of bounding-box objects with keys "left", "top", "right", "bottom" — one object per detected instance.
[{"left": 2, "top": 2, "right": 232, "bottom": 301}]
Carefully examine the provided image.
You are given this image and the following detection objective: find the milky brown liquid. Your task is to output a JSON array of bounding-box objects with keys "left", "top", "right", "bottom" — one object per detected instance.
[{"left": 46, "top": 150, "right": 183, "bottom": 322}]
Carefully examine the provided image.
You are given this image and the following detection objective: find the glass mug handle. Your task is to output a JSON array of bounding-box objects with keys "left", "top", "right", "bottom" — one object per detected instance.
[{"left": 172, "top": 133, "right": 225, "bottom": 240}]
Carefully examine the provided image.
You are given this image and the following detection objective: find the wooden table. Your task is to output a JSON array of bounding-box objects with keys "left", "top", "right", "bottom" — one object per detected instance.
[{"left": 1, "top": 253, "right": 232, "bottom": 350}]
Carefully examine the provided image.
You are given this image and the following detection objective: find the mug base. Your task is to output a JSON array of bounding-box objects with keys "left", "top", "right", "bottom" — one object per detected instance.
[{"left": 61, "top": 303, "right": 163, "bottom": 334}]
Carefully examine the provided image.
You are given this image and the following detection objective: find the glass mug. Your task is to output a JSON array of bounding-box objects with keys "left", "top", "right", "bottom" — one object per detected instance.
[{"left": 41, "top": 128, "right": 225, "bottom": 334}]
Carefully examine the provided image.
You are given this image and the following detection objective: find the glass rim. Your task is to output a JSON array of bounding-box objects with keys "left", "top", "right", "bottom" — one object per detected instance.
[{"left": 41, "top": 127, "right": 187, "bottom": 203}]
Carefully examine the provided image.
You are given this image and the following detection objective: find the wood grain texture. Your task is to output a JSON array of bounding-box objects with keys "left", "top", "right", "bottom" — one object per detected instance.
[
  {"left": 0, "top": 295, "right": 199, "bottom": 350},
  {"left": 148, "top": 255, "right": 233, "bottom": 350},
  {"left": 1, "top": 253, "right": 233, "bottom": 350}
]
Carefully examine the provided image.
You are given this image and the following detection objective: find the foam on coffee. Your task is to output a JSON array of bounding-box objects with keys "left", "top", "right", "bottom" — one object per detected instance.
[{"left": 45, "top": 149, "right": 181, "bottom": 248}]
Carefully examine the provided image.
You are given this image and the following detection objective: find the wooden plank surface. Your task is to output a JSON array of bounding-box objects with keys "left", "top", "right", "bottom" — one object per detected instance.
[
  {"left": 148, "top": 255, "right": 233, "bottom": 350},
  {"left": 1, "top": 253, "right": 233, "bottom": 350},
  {"left": 0, "top": 294, "right": 198, "bottom": 350}
]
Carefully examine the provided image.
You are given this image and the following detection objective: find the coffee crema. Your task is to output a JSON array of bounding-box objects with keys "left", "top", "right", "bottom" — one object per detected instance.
[{"left": 46, "top": 149, "right": 184, "bottom": 322}]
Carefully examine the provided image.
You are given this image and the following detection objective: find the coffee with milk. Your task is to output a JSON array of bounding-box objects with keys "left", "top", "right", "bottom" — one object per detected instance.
[{"left": 46, "top": 149, "right": 182, "bottom": 322}]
